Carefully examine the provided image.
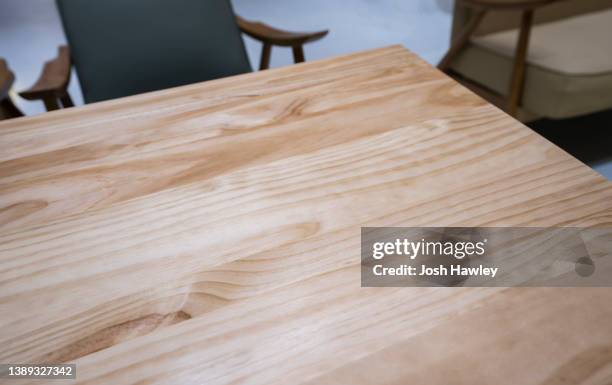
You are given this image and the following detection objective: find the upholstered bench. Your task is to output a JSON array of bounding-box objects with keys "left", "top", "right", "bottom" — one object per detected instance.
[{"left": 446, "top": 0, "right": 612, "bottom": 120}]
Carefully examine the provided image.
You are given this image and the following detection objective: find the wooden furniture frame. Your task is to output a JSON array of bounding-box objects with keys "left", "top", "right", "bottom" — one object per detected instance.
[
  {"left": 18, "top": 16, "right": 327, "bottom": 112},
  {"left": 0, "top": 59, "right": 24, "bottom": 120},
  {"left": 438, "top": 0, "right": 561, "bottom": 117},
  {"left": 19, "top": 46, "right": 73, "bottom": 112},
  {"left": 236, "top": 16, "right": 328, "bottom": 70}
]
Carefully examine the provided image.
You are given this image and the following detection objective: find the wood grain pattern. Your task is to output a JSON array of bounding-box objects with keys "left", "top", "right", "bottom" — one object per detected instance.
[{"left": 0, "top": 46, "right": 611, "bottom": 385}]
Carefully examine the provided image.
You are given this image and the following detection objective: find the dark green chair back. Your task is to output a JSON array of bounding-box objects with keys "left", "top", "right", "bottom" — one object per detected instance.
[{"left": 56, "top": 0, "right": 252, "bottom": 104}]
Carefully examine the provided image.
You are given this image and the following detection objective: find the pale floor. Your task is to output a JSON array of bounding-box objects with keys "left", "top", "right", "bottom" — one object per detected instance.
[{"left": 1, "top": 0, "right": 610, "bottom": 179}]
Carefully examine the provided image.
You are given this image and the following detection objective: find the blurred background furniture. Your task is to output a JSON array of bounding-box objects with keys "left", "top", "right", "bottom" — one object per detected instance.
[
  {"left": 1, "top": 0, "right": 455, "bottom": 117},
  {"left": 19, "top": 46, "right": 73, "bottom": 111},
  {"left": 0, "top": 59, "right": 23, "bottom": 120},
  {"left": 19, "top": 0, "right": 327, "bottom": 108},
  {"left": 440, "top": 0, "right": 612, "bottom": 121},
  {"left": 2, "top": 0, "right": 610, "bottom": 180}
]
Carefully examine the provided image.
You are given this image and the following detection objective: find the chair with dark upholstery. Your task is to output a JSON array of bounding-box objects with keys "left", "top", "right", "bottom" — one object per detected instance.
[{"left": 20, "top": 0, "right": 328, "bottom": 109}]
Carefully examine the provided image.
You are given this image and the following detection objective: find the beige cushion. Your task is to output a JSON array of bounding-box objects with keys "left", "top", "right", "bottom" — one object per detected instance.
[{"left": 451, "top": 9, "right": 612, "bottom": 119}]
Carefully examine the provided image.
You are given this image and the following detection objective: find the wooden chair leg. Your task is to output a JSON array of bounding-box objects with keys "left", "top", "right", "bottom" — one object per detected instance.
[
  {"left": 60, "top": 93, "right": 74, "bottom": 108},
  {"left": 507, "top": 10, "right": 534, "bottom": 116},
  {"left": 438, "top": 9, "right": 486, "bottom": 72},
  {"left": 0, "top": 98, "right": 24, "bottom": 119},
  {"left": 292, "top": 45, "right": 305, "bottom": 64},
  {"left": 42, "top": 96, "right": 60, "bottom": 111},
  {"left": 259, "top": 43, "right": 272, "bottom": 70}
]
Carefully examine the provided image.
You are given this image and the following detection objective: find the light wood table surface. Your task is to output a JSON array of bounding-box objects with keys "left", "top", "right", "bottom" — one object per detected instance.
[{"left": 1, "top": 46, "right": 611, "bottom": 384}]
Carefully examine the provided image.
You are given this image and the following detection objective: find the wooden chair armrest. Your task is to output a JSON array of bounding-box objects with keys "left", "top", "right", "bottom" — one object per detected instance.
[
  {"left": 0, "top": 58, "right": 16, "bottom": 101},
  {"left": 19, "top": 46, "right": 71, "bottom": 101},
  {"left": 236, "top": 15, "right": 328, "bottom": 47},
  {"left": 236, "top": 15, "right": 328, "bottom": 70},
  {"left": 0, "top": 58, "right": 24, "bottom": 119}
]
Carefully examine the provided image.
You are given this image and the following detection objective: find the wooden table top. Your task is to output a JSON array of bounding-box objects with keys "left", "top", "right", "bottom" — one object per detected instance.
[{"left": 1, "top": 45, "right": 611, "bottom": 385}]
